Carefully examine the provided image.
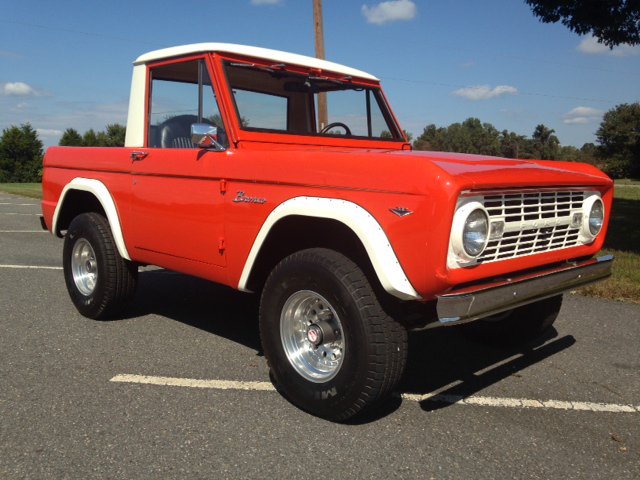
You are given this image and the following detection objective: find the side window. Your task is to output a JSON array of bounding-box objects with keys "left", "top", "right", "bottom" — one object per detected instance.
[{"left": 148, "top": 59, "right": 228, "bottom": 148}]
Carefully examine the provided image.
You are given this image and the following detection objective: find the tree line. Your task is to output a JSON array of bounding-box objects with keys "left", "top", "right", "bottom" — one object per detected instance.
[
  {"left": 0, "top": 103, "right": 638, "bottom": 182},
  {"left": 0, "top": 124, "right": 126, "bottom": 183},
  {"left": 412, "top": 103, "right": 639, "bottom": 179}
]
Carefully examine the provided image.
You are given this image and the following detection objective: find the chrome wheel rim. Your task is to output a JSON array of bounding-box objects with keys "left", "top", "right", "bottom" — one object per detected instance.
[
  {"left": 71, "top": 238, "right": 98, "bottom": 296},
  {"left": 280, "top": 290, "right": 345, "bottom": 383}
]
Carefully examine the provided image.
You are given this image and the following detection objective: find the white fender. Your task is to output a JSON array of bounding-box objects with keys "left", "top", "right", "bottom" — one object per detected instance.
[
  {"left": 52, "top": 178, "right": 131, "bottom": 260},
  {"left": 238, "top": 197, "right": 421, "bottom": 301}
]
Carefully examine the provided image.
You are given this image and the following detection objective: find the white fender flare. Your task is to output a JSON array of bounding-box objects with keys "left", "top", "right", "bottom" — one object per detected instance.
[
  {"left": 238, "top": 196, "right": 421, "bottom": 301},
  {"left": 52, "top": 178, "right": 131, "bottom": 260}
]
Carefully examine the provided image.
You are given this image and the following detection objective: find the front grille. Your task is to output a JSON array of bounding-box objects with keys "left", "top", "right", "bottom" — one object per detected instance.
[{"left": 477, "top": 190, "right": 586, "bottom": 263}]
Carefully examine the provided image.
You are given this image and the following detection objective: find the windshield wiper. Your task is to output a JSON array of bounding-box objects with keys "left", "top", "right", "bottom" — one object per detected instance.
[
  {"left": 308, "top": 74, "right": 353, "bottom": 84},
  {"left": 228, "top": 62, "right": 279, "bottom": 74}
]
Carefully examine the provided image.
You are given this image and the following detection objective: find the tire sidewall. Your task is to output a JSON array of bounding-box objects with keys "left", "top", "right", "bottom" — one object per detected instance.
[
  {"left": 63, "top": 215, "right": 112, "bottom": 318},
  {"left": 260, "top": 256, "right": 374, "bottom": 418}
]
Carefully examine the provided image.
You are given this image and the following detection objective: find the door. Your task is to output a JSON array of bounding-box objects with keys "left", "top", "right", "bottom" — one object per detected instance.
[{"left": 130, "top": 57, "right": 229, "bottom": 268}]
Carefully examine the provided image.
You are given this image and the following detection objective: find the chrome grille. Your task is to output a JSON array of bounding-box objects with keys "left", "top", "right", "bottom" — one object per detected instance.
[
  {"left": 478, "top": 190, "right": 586, "bottom": 263},
  {"left": 483, "top": 191, "right": 585, "bottom": 223}
]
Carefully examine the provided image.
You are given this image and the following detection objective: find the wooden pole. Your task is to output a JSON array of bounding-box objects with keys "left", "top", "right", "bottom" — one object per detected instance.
[{"left": 313, "top": 0, "right": 328, "bottom": 130}]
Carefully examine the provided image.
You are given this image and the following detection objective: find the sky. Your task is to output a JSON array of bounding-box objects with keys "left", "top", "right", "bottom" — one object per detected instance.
[{"left": 1, "top": 0, "right": 639, "bottom": 149}]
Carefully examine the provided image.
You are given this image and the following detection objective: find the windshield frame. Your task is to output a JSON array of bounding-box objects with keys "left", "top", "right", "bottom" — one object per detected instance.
[{"left": 214, "top": 53, "right": 408, "bottom": 148}]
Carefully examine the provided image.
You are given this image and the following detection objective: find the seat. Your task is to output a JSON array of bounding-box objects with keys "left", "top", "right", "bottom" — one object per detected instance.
[{"left": 158, "top": 114, "right": 198, "bottom": 149}]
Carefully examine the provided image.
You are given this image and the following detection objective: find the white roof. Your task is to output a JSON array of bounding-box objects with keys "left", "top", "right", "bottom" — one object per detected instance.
[{"left": 134, "top": 43, "right": 379, "bottom": 81}]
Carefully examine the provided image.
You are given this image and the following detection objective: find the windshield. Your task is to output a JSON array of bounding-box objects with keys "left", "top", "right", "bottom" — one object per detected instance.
[{"left": 223, "top": 61, "right": 403, "bottom": 140}]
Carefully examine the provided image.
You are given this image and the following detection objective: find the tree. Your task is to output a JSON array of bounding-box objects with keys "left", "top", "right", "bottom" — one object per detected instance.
[
  {"left": 59, "top": 128, "right": 84, "bottom": 146},
  {"left": 72, "top": 124, "right": 126, "bottom": 147},
  {"left": 596, "top": 103, "right": 640, "bottom": 178},
  {"left": 499, "top": 130, "right": 529, "bottom": 159},
  {"left": 104, "top": 123, "right": 126, "bottom": 147},
  {"left": 413, "top": 124, "right": 441, "bottom": 151},
  {"left": 579, "top": 142, "right": 598, "bottom": 164},
  {"left": 82, "top": 129, "right": 99, "bottom": 147},
  {"left": 0, "top": 124, "right": 43, "bottom": 182},
  {"left": 525, "top": 0, "right": 640, "bottom": 47},
  {"left": 412, "top": 118, "right": 587, "bottom": 161},
  {"left": 413, "top": 118, "right": 501, "bottom": 156},
  {"left": 531, "top": 124, "right": 560, "bottom": 160},
  {"left": 558, "top": 145, "right": 580, "bottom": 161}
]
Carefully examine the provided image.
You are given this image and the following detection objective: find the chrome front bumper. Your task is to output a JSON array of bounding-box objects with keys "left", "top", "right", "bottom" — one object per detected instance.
[{"left": 437, "top": 255, "right": 613, "bottom": 324}]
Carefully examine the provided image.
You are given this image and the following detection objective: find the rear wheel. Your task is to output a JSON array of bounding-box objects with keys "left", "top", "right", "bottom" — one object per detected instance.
[
  {"left": 259, "top": 248, "right": 407, "bottom": 422},
  {"left": 463, "top": 295, "right": 563, "bottom": 346},
  {"left": 63, "top": 212, "right": 137, "bottom": 319}
]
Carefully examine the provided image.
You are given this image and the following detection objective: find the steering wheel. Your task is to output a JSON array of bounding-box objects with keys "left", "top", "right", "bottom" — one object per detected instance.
[{"left": 320, "top": 122, "right": 352, "bottom": 135}]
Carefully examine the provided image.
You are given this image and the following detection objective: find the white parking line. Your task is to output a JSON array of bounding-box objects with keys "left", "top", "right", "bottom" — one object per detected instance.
[
  {"left": 110, "top": 374, "right": 640, "bottom": 414},
  {"left": 0, "top": 212, "right": 39, "bottom": 216},
  {"left": 401, "top": 392, "right": 638, "bottom": 413},
  {"left": 111, "top": 374, "right": 275, "bottom": 391},
  {"left": 0, "top": 264, "right": 62, "bottom": 270},
  {"left": 0, "top": 230, "right": 48, "bottom": 233},
  {"left": 0, "top": 202, "right": 37, "bottom": 206}
]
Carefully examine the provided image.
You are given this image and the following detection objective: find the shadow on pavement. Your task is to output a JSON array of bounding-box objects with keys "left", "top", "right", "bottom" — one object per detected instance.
[
  {"left": 124, "top": 269, "right": 576, "bottom": 422},
  {"left": 401, "top": 327, "right": 575, "bottom": 412},
  {"left": 125, "top": 269, "right": 262, "bottom": 354}
]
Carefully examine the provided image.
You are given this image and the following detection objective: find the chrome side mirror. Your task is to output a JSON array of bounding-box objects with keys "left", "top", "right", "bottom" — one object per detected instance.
[{"left": 191, "top": 123, "right": 225, "bottom": 151}]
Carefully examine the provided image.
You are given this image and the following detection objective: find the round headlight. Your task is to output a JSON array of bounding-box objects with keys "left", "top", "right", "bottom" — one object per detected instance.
[
  {"left": 463, "top": 209, "right": 489, "bottom": 257},
  {"left": 588, "top": 198, "right": 604, "bottom": 236},
  {"left": 579, "top": 194, "right": 605, "bottom": 244}
]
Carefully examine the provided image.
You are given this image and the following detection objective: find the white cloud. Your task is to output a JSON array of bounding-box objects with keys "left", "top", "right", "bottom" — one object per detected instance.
[
  {"left": 2, "top": 82, "right": 37, "bottom": 97},
  {"left": 250, "top": 0, "right": 282, "bottom": 5},
  {"left": 577, "top": 35, "right": 640, "bottom": 57},
  {"left": 362, "top": 0, "right": 417, "bottom": 25},
  {"left": 453, "top": 85, "right": 518, "bottom": 101},
  {"left": 563, "top": 106, "right": 603, "bottom": 125},
  {"left": 36, "top": 128, "right": 63, "bottom": 137}
]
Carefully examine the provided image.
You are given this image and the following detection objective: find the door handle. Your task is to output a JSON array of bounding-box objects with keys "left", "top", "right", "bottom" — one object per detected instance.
[{"left": 131, "top": 151, "right": 148, "bottom": 161}]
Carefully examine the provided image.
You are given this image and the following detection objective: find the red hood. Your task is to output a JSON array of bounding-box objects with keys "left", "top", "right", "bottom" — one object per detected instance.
[
  {"left": 230, "top": 147, "right": 613, "bottom": 196},
  {"left": 382, "top": 150, "right": 613, "bottom": 192}
]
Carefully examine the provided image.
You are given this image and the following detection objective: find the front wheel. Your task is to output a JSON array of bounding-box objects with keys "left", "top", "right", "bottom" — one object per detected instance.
[
  {"left": 259, "top": 248, "right": 407, "bottom": 422},
  {"left": 63, "top": 212, "right": 137, "bottom": 319}
]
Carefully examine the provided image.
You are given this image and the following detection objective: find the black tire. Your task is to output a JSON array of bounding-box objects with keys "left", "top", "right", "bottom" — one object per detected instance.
[
  {"left": 63, "top": 212, "right": 137, "bottom": 319},
  {"left": 259, "top": 248, "right": 407, "bottom": 422},
  {"left": 463, "top": 295, "right": 563, "bottom": 347}
]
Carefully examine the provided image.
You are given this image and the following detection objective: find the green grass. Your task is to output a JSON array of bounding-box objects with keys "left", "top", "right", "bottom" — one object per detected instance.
[
  {"left": 1, "top": 181, "right": 638, "bottom": 303},
  {"left": 0, "top": 183, "right": 42, "bottom": 199},
  {"left": 614, "top": 178, "right": 640, "bottom": 186}
]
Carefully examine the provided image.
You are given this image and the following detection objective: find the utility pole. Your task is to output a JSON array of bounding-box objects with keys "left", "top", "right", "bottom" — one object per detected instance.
[{"left": 313, "top": 0, "right": 328, "bottom": 130}]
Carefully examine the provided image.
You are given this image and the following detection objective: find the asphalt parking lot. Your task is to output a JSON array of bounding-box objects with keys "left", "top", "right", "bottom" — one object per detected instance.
[{"left": 1, "top": 192, "right": 639, "bottom": 479}]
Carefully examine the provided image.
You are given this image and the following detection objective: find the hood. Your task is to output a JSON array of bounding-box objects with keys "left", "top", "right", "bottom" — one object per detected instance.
[
  {"left": 229, "top": 146, "right": 612, "bottom": 196},
  {"left": 383, "top": 150, "right": 613, "bottom": 192}
]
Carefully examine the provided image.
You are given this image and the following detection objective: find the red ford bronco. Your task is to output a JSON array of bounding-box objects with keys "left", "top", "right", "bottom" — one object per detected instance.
[{"left": 41, "top": 43, "right": 613, "bottom": 421}]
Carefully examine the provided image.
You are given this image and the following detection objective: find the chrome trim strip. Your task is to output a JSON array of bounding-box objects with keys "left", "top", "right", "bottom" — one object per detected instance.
[{"left": 437, "top": 255, "right": 613, "bottom": 324}]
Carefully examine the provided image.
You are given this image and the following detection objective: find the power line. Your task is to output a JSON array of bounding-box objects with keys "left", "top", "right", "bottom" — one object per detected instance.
[
  {"left": 424, "top": 41, "right": 640, "bottom": 77},
  {"left": 0, "top": 19, "right": 157, "bottom": 47},
  {"left": 1, "top": 18, "right": 635, "bottom": 106}
]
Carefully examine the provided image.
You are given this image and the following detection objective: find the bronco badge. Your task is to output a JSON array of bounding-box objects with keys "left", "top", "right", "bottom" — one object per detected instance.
[{"left": 233, "top": 191, "right": 267, "bottom": 204}]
